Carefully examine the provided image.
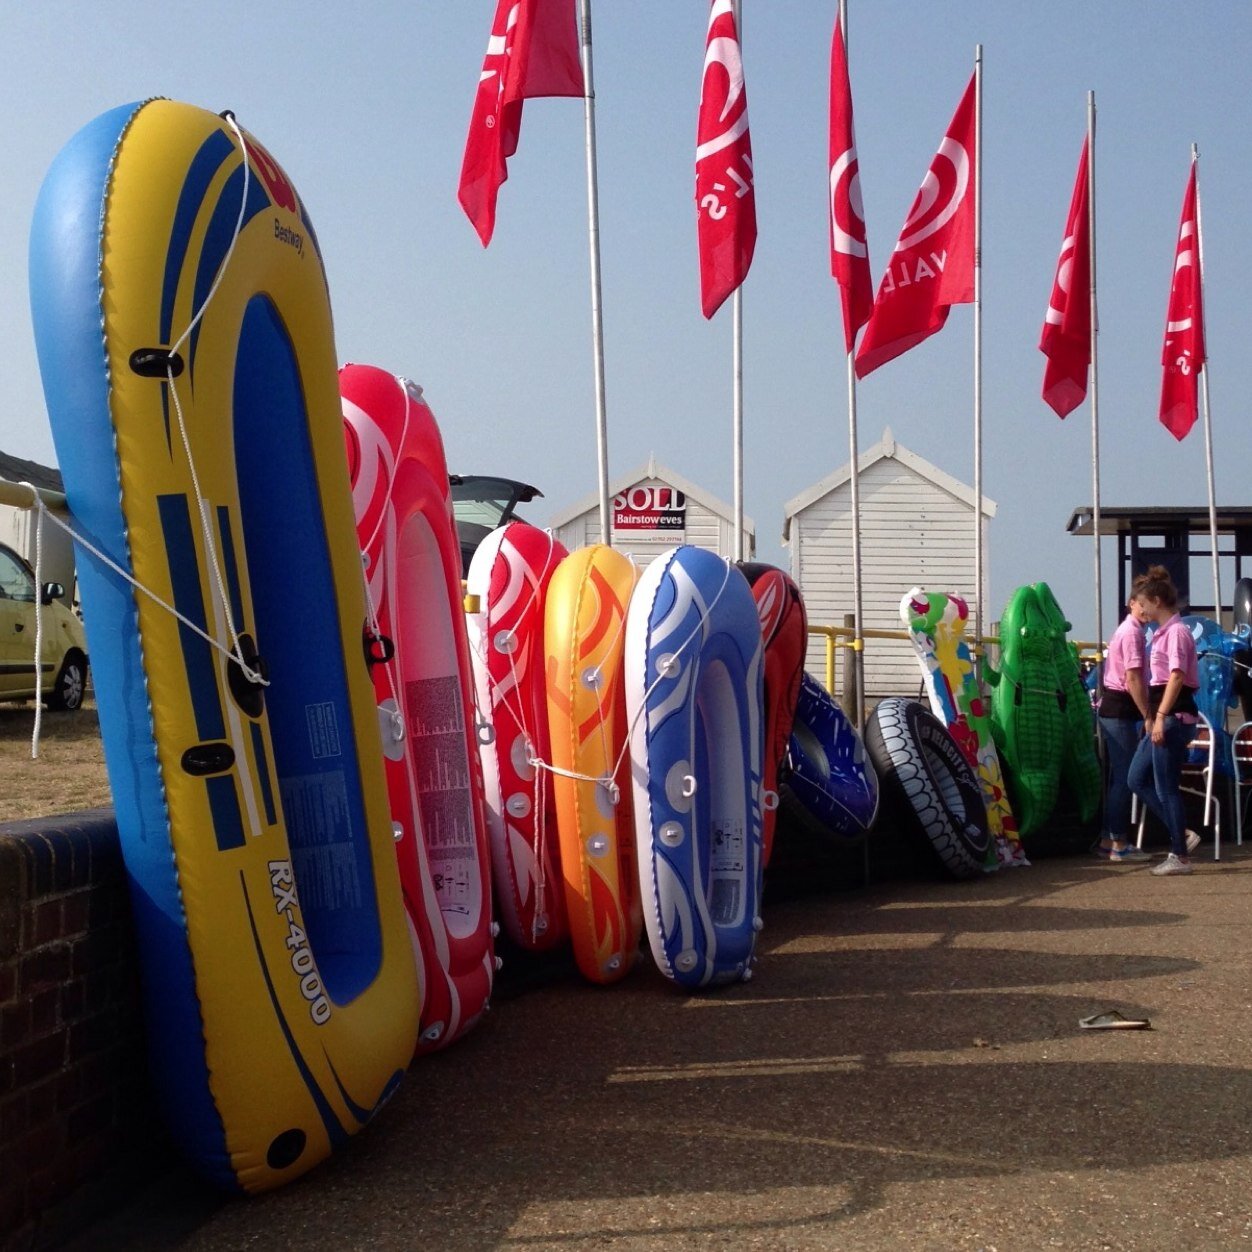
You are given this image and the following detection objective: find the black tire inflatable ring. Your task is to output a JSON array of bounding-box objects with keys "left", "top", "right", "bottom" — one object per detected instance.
[{"left": 864, "top": 698, "right": 990, "bottom": 880}]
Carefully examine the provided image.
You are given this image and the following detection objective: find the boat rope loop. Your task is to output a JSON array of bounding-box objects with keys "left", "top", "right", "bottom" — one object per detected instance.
[
  {"left": 527, "top": 554, "right": 736, "bottom": 818},
  {"left": 163, "top": 112, "right": 266, "bottom": 691},
  {"left": 19, "top": 492, "right": 278, "bottom": 742},
  {"left": 358, "top": 554, "right": 404, "bottom": 744},
  {"left": 523, "top": 549, "right": 642, "bottom": 807},
  {"left": 354, "top": 375, "right": 423, "bottom": 745}
]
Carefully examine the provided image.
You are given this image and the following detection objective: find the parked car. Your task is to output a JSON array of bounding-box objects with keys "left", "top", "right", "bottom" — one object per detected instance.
[
  {"left": 0, "top": 540, "right": 88, "bottom": 710},
  {"left": 449, "top": 474, "right": 544, "bottom": 575}
]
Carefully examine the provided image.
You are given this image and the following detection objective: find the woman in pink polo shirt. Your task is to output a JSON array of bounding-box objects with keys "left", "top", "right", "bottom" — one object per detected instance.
[
  {"left": 1127, "top": 566, "right": 1201, "bottom": 876},
  {"left": 1096, "top": 578, "right": 1151, "bottom": 862}
]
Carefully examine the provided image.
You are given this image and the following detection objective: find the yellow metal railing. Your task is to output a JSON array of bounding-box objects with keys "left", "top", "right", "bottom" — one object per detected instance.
[{"left": 807, "top": 623, "right": 1103, "bottom": 702}]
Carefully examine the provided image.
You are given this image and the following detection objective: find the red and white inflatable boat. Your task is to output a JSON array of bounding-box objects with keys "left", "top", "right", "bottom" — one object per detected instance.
[
  {"left": 342, "top": 363, "right": 495, "bottom": 1051},
  {"left": 466, "top": 521, "right": 569, "bottom": 951}
]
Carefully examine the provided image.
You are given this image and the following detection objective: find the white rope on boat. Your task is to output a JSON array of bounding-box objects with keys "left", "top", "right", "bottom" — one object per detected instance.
[
  {"left": 24, "top": 111, "right": 268, "bottom": 763},
  {"left": 164, "top": 112, "right": 266, "bottom": 690},
  {"left": 21, "top": 493, "right": 273, "bottom": 712},
  {"left": 527, "top": 554, "right": 735, "bottom": 812}
]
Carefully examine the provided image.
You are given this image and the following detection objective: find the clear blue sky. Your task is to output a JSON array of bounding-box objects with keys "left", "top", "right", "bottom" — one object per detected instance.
[{"left": 2, "top": 2, "right": 1250, "bottom": 638}]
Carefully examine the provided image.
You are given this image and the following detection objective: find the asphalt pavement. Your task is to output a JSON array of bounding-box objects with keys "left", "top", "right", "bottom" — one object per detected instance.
[{"left": 65, "top": 843, "right": 1252, "bottom": 1251}]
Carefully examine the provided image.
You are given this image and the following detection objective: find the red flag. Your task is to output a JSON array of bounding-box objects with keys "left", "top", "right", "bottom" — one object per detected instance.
[
  {"left": 696, "top": 0, "right": 757, "bottom": 319},
  {"left": 829, "top": 11, "right": 872, "bottom": 354},
  {"left": 1159, "top": 162, "right": 1206, "bottom": 441},
  {"left": 1039, "top": 138, "right": 1091, "bottom": 418},
  {"left": 854, "top": 75, "right": 976, "bottom": 379},
  {"left": 458, "top": 0, "right": 585, "bottom": 247}
]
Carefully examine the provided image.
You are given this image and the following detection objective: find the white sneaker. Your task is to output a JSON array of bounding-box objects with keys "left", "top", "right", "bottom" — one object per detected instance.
[
  {"left": 1151, "top": 853, "right": 1193, "bottom": 876},
  {"left": 1185, "top": 829, "right": 1201, "bottom": 854}
]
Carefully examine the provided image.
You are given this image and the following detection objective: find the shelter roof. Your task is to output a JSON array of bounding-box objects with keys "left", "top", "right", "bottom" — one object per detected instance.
[{"left": 1067, "top": 505, "right": 1252, "bottom": 537}]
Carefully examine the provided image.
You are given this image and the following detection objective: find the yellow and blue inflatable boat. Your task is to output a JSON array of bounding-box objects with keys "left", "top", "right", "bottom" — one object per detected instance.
[{"left": 29, "top": 101, "right": 419, "bottom": 1191}]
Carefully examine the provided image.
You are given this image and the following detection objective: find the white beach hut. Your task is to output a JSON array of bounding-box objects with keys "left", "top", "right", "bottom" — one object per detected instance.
[
  {"left": 548, "top": 455, "right": 755, "bottom": 568},
  {"left": 782, "top": 428, "right": 995, "bottom": 700}
]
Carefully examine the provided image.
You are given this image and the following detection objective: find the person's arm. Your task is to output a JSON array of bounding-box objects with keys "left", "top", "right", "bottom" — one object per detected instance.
[
  {"left": 1151, "top": 670, "right": 1186, "bottom": 744},
  {"left": 1125, "top": 667, "right": 1149, "bottom": 721}
]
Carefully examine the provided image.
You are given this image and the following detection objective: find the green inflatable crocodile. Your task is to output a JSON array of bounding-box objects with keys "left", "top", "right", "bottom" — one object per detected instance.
[
  {"left": 1033, "top": 582, "right": 1101, "bottom": 823},
  {"left": 988, "top": 585, "right": 1066, "bottom": 836}
]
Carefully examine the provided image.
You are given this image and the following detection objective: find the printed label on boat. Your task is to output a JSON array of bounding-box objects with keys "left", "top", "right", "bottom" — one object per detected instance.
[
  {"left": 267, "top": 859, "right": 332, "bottom": 1024},
  {"left": 305, "top": 702, "right": 342, "bottom": 759},
  {"left": 281, "top": 770, "right": 363, "bottom": 912},
  {"left": 709, "top": 822, "right": 745, "bottom": 925},
  {"left": 406, "top": 677, "right": 476, "bottom": 917}
]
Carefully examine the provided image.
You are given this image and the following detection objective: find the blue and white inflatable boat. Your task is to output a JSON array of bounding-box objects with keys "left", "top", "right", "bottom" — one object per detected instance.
[{"left": 624, "top": 546, "right": 764, "bottom": 989}]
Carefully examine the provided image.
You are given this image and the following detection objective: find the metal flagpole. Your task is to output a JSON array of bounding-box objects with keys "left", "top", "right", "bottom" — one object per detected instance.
[
  {"left": 842, "top": 0, "right": 864, "bottom": 725},
  {"left": 1193, "top": 142, "right": 1221, "bottom": 618},
  {"left": 1088, "top": 92, "right": 1103, "bottom": 651},
  {"left": 578, "top": 0, "right": 612, "bottom": 546},
  {"left": 973, "top": 45, "right": 984, "bottom": 654},
  {"left": 733, "top": 299, "right": 744, "bottom": 561},
  {"left": 731, "top": 0, "right": 745, "bottom": 563}
]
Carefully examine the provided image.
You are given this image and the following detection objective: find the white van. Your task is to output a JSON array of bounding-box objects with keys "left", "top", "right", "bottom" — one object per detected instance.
[{"left": 0, "top": 540, "right": 88, "bottom": 710}]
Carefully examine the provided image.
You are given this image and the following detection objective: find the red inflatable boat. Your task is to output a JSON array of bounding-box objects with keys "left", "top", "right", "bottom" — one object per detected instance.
[{"left": 342, "top": 363, "right": 495, "bottom": 1051}]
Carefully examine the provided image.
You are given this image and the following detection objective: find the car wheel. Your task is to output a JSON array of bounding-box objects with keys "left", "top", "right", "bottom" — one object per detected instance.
[{"left": 45, "top": 652, "right": 87, "bottom": 711}]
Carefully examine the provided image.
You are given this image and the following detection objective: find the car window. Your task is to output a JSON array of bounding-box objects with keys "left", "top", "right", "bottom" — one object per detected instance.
[
  {"left": 0, "top": 546, "right": 36, "bottom": 602},
  {"left": 452, "top": 497, "right": 513, "bottom": 530}
]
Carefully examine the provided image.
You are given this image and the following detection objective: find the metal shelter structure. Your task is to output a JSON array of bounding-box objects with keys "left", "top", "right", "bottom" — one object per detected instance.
[{"left": 1067, "top": 504, "right": 1252, "bottom": 621}]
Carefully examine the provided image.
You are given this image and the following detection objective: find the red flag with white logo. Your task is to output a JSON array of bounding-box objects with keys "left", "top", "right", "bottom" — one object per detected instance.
[
  {"left": 458, "top": 0, "right": 585, "bottom": 248},
  {"left": 829, "top": 11, "right": 872, "bottom": 353},
  {"left": 1159, "top": 162, "right": 1206, "bottom": 441},
  {"left": 696, "top": 0, "right": 757, "bottom": 320},
  {"left": 1039, "top": 138, "right": 1091, "bottom": 418},
  {"left": 854, "top": 74, "right": 976, "bottom": 379}
]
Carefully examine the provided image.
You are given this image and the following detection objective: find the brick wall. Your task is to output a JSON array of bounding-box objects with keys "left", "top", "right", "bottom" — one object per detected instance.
[{"left": 0, "top": 809, "right": 160, "bottom": 1247}]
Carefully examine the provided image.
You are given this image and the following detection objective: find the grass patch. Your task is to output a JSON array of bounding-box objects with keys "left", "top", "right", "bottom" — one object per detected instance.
[{"left": 0, "top": 701, "right": 111, "bottom": 822}]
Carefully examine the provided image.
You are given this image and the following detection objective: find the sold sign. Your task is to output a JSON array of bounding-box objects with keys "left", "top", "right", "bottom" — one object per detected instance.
[{"left": 612, "top": 485, "right": 686, "bottom": 532}]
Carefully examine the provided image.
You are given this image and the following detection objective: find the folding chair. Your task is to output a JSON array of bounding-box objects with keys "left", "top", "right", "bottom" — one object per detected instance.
[
  {"left": 1230, "top": 721, "right": 1252, "bottom": 848},
  {"left": 1135, "top": 712, "right": 1222, "bottom": 860}
]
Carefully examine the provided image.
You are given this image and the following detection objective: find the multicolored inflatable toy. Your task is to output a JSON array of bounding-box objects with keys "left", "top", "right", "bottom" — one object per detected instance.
[
  {"left": 30, "top": 102, "right": 418, "bottom": 1190},
  {"left": 467, "top": 522, "right": 568, "bottom": 951},
  {"left": 625, "top": 547, "right": 764, "bottom": 988},
  {"left": 544, "top": 544, "right": 642, "bottom": 983},
  {"left": 780, "top": 673, "right": 879, "bottom": 840},
  {"left": 864, "top": 698, "right": 990, "bottom": 880},
  {"left": 342, "top": 363, "right": 495, "bottom": 1052},
  {"left": 902, "top": 589, "right": 1025, "bottom": 866},
  {"left": 738, "top": 562, "right": 807, "bottom": 864}
]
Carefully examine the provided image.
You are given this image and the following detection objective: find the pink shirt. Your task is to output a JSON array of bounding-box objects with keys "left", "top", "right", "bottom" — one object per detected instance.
[
  {"left": 1103, "top": 613, "right": 1146, "bottom": 692},
  {"left": 1149, "top": 614, "right": 1200, "bottom": 689}
]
